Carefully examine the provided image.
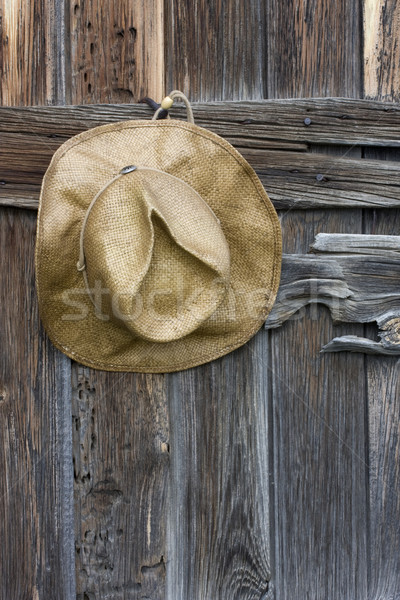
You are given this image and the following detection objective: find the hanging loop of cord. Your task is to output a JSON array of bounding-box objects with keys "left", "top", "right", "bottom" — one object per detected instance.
[{"left": 152, "top": 90, "right": 195, "bottom": 124}]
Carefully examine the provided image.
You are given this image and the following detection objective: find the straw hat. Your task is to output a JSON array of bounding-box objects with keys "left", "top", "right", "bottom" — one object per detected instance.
[{"left": 35, "top": 91, "right": 282, "bottom": 373}]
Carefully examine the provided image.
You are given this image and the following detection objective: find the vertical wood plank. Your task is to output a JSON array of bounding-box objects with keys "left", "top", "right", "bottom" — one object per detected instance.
[
  {"left": 267, "top": 0, "right": 362, "bottom": 98},
  {"left": 363, "top": 0, "right": 400, "bottom": 580},
  {"left": 366, "top": 355, "right": 400, "bottom": 598},
  {"left": 69, "top": 4, "right": 167, "bottom": 597},
  {"left": 0, "top": 1, "right": 75, "bottom": 597},
  {"left": 69, "top": 0, "right": 164, "bottom": 104},
  {"left": 0, "top": 0, "right": 66, "bottom": 105},
  {"left": 165, "top": 2, "right": 273, "bottom": 598},
  {"left": 72, "top": 369, "right": 169, "bottom": 599},
  {"left": 164, "top": 0, "right": 267, "bottom": 100},
  {"left": 362, "top": 147, "right": 400, "bottom": 598},
  {"left": 270, "top": 209, "right": 369, "bottom": 600},
  {"left": 167, "top": 336, "right": 272, "bottom": 600},
  {"left": 266, "top": 1, "right": 369, "bottom": 594},
  {"left": 364, "top": 0, "right": 400, "bottom": 101},
  {"left": 0, "top": 208, "right": 75, "bottom": 600}
]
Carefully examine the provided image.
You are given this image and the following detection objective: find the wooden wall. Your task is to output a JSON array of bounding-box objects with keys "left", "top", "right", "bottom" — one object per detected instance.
[{"left": 0, "top": 1, "right": 399, "bottom": 599}]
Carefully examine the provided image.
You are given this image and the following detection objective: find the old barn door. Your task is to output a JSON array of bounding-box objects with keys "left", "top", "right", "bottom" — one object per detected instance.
[{"left": 1, "top": 1, "right": 400, "bottom": 599}]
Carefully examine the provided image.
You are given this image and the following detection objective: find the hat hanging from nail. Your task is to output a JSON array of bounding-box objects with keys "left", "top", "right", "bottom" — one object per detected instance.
[{"left": 35, "top": 90, "right": 282, "bottom": 372}]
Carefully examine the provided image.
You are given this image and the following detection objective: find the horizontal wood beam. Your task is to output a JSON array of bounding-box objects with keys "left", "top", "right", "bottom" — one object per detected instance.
[
  {"left": 1, "top": 98, "right": 399, "bottom": 144},
  {"left": 1, "top": 99, "right": 400, "bottom": 210},
  {"left": 266, "top": 233, "right": 400, "bottom": 354}
]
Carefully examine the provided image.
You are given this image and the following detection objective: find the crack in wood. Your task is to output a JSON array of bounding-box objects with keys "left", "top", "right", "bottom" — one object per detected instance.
[{"left": 266, "top": 233, "right": 400, "bottom": 354}]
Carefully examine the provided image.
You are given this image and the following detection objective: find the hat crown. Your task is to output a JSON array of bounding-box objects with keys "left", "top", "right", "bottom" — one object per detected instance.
[{"left": 82, "top": 167, "right": 231, "bottom": 343}]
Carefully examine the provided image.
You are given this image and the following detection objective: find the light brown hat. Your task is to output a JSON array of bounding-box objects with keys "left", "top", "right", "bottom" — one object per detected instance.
[{"left": 35, "top": 91, "right": 282, "bottom": 372}]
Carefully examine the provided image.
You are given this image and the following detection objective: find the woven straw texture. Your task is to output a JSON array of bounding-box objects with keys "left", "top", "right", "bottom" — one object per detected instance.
[{"left": 35, "top": 119, "right": 282, "bottom": 372}]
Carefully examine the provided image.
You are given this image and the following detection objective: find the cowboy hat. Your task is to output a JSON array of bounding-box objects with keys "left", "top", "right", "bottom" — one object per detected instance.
[{"left": 35, "top": 91, "right": 282, "bottom": 372}]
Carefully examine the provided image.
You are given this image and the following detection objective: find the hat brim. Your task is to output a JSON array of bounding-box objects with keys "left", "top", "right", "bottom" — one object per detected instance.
[{"left": 35, "top": 119, "right": 282, "bottom": 372}]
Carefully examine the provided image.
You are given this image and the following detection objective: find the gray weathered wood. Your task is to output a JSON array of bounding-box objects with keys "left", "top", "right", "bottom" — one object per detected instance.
[
  {"left": 266, "top": 234, "right": 400, "bottom": 354},
  {"left": 167, "top": 332, "right": 272, "bottom": 600},
  {"left": 72, "top": 367, "right": 169, "bottom": 599},
  {"left": 0, "top": 209, "right": 75, "bottom": 599},
  {"left": 164, "top": 5, "right": 274, "bottom": 596},
  {"left": 62, "top": 9, "right": 170, "bottom": 597},
  {"left": 270, "top": 234, "right": 400, "bottom": 326},
  {"left": 2, "top": 98, "right": 400, "bottom": 146},
  {"left": 1, "top": 0, "right": 400, "bottom": 597},
  {"left": 322, "top": 334, "right": 400, "bottom": 354},
  {"left": 267, "top": 0, "right": 362, "bottom": 98},
  {"left": 165, "top": 0, "right": 267, "bottom": 101},
  {"left": 312, "top": 232, "right": 400, "bottom": 254},
  {"left": 2, "top": 100, "right": 400, "bottom": 211},
  {"left": 267, "top": 6, "right": 370, "bottom": 596},
  {"left": 0, "top": 1, "right": 76, "bottom": 596},
  {"left": 256, "top": 150, "right": 400, "bottom": 209},
  {"left": 362, "top": 138, "right": 400, "bottom": 598},
  {"left": 1, "top": 98, "right": 399, "bottom": 139},
  {"left": 269, "top": 215, "right": 369, "bottom": 600},
  {"left": 366, "top": 355, "right": 400, "bottom": 598}
]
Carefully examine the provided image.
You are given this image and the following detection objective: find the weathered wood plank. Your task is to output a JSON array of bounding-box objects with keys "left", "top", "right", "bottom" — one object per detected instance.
[
  {"left": 1, "top": 98, "right": 399, "bottom": 144},
  {"left": 0, "top": 0, "right": 66, "bottom": 105},
  {"left": 165, "top": 0, "right": 267, "bottom": 100},
  {"left": 270, "top": 213, "right": 369, "bottom": 600},
  {"left": 270, "top": 315, "right": 369, "bottom": 598},
  {"left": 72, "top": 368, "right": 169, "bottom": 599},
  {"left": 2, "top": 102, "right": 400, "bottom": 211},
  {"left": 68, "top": 0, "right": 164, "bottom": 104},
  {"left": 312, "top": 232, "right": 400, "bottom": 254},
  {"left": 266, "top": 233, "right": 400, "bottom": 354},
  {"left": 0, "top": 208, "right": 75, "bottom": 600},
  {"left": 68, "top": 9, "right": 167, "bottom": 596},
  {"left": 167, "top": 337, "right": 272, "bottom": 600},
  {"left": 267, "top": 0, "right": 362, "bottom": 98},
  {"left": 366, "top": 357, "right": 400, "bottom": 598},
  {"left": 257, "top": 150, "right": 400, "bottom": 209},
  {"left": 364, "top": 0, "right": 400, "bottom": 101},
  {"left": 322, "top": 334, "right": 400, "bottom": 355},
  {"left": 0, "top": 2, "right": 76, "bottom": 597},
  {"left": 165, "top": 6, "right": 273, "bottom": 597},
  {"left": 267, "top": 7, "right": 369, "bottom": 595},
  {"left": 362, "top": 139, "right": 400, "bottom": 598}
]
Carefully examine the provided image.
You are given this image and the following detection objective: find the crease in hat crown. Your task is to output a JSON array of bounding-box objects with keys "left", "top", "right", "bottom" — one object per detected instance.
[
  {"left": 75, "top": 161, "right": 231, "bottom": 343},
  {"left": 35, "top": 89, "right": 282, "bottom": 372}
]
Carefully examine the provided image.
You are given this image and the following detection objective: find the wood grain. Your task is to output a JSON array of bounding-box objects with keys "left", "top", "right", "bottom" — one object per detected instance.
[
  {"left": 362, "top": 145, "right": 400, "bottom": 598},
  {"left": 68, "top": 7, "right": 169, "bottom": 597},
  {"left": 267, "top": 6, "right": 369, "bottom": 594},
  {"left": 266, "top": 234, "right": 400, "bottom": 354},
  {"left": 72, "top": 368, "right": 169, "bottom": 599},
  {"left": 366, "top": 357, "right": 400, "bottom": 598},
  {"left": 269, "top": 211, "right": 369, "bottom": 600},
  {"left": 0, "top": 2, "right": 75, "bottom": 597},
  {"left": 69, "top": 0, "right": 164, "bottom": 103},
  {"left": 267, "top": 0, "right": 362, "bottom": 98},
  {"left": 322, "top": 333, "right": 400, "bottom": 355},
  {"left": 364, "top": 0, "right": 400, "bottom": 100},
  {"left": 164, "top": 5, "right": 273, "bottom": 597},
  {"left": 1, "top": 98, "right": 399, "bottom": 144},
  {"left": 0, "top": 0, "right": 66, "bottom": 105},
  {"left": 2, "top": 101, "right": 400, "bottom": 211},
  {"left": 0, "top": 208, "right": 75, "bottom": 599},
  {"left": 1, "top": 2, "right": 399, "bottom": 598},
  {"left": 167, "top": 337, "right": 272, "bottom": 600},
  {"left": 164, "top": 0, "right": 266, "bottom": 101}
]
